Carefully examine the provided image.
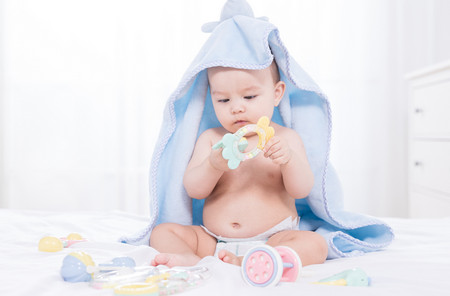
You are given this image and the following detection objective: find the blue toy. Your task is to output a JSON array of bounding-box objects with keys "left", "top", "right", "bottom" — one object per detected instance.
[
  {"left": 60, "top": 252, "right": 96, "bottom": 283},
  {"left": 60, "top": 252, "right": 136, "bottom": 283}
]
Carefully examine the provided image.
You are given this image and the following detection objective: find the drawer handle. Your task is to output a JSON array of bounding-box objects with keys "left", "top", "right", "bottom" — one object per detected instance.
[
  {"left": 414, "top": 108, "right": 424, "bottom": 114},
  {"left": 414, "top": 161, "right": 423, "bottom": 167}
]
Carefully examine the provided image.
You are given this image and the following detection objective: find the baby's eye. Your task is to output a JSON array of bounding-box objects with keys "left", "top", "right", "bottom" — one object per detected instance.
[
  {"left": 244, "top": 95, "right": 257, "bottom": 99},
  {"left": 218, "top": 98, "right": 229, "bottom": 103}
]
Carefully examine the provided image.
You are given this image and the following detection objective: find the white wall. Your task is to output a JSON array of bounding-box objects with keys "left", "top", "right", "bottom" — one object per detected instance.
[
  {"left": 0, "top": 0, "right": 5, "bottom": 208},
  {"left": 1, "top": 0, "right": 449, "bottom": 217}
]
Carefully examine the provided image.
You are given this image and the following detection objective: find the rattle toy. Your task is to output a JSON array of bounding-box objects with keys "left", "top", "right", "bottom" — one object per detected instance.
[
  {"left": 92, "top": 265, "right": 210, "bottom": 295},
  {"left": 61, "top": 252, "right": 210, "bottom": 295},
  {"left": 213, "top": 116, "right": 275, "bottom": 169},
  {"left": 313, "top": 268, "right": 370, "bottom": 286},
  {"left": 114, "top": 283, "right": 158, "bottom": 296},
  {"left": 38, "top": 233, "right": 86, "bottom": 252},
  {"left": 110, "top": 266, "right": 209, "bottom": 296},
  {"left": 60, "top": 252, "right": 136, "bottom": 283},
  {"left": 241, "top": 245, "right": 301, "bottom": 287},
  {"left": 60, "top": 252, "right": 96, "bottom": 282}
]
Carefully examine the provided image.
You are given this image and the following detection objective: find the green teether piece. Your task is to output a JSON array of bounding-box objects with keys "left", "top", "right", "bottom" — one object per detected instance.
[
  {"left": 212, "top": 116, "right": 273, "bottom": 170},
  {"left": 238, "top": 138, "right": 248, "bottom": 152}
]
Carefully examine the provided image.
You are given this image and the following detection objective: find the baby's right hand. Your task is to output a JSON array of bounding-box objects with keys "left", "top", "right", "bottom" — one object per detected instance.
[{"left": 209, "top": 148, "right": 230, "bottom": 172}]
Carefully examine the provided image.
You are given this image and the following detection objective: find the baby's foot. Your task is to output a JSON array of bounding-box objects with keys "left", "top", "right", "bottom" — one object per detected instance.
[
  {"left": 151, "top": 253, "right": 201, "bottom": 268},
  {"left": 218, "top": 250, "right": 243, "bottom": 266}
]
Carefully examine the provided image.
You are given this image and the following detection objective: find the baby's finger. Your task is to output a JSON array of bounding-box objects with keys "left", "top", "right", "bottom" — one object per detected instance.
[
  {"left": 264, "top": 144, "right": 281, "bottom": 158},
  {"left": 263, "top": 137, "right": 279, "bottom": 153}
]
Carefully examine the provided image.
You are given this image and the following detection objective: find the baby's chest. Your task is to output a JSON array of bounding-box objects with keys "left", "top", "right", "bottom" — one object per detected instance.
[{"left": 223, "top": 157, "right": 283, "bottom": 187}]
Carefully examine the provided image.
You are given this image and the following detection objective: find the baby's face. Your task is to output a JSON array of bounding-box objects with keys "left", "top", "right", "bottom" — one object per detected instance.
[{"left": 208, "top": 66, "right": 285, "bottom": 133}]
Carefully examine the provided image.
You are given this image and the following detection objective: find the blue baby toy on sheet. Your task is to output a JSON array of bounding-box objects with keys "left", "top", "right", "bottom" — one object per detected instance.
[{"left": 120, "top": 0, "right": 394, "bottom": 259}]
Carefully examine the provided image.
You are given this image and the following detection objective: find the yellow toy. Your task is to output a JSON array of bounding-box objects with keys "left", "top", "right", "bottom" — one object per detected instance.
[{"left": 38, "top": 233, "right": 86, "bottom": 252}]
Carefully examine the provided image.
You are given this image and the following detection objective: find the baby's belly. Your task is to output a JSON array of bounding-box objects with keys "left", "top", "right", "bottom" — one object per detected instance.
[{"left": 203, "top": 191, "right": 297, "bottom": 238}]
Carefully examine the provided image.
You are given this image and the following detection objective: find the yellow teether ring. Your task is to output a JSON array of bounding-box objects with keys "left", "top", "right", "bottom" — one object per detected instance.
[{"left": 114, "top": 283, "right": 159, "bottom": 295}]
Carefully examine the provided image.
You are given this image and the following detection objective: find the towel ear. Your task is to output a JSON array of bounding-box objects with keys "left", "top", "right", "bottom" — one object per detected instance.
[
  {"left": 201, "top": 21, "right": 220, "bottom": 33},
  {"left": 201, "top": 0, "right": 269, "bottom": 33}
]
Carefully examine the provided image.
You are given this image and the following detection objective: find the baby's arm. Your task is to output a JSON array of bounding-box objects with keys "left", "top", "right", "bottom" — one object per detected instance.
[
  {"left": 263, "top": 130, "right": 314, "bottom": 199},
  {"left": 183, "top": 129, "right": 228, "bottom": 199}
]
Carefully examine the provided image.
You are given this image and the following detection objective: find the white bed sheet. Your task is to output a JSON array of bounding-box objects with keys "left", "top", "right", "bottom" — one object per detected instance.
[{"left": 1, "top": 209, "right": 449, "bottom": 296}]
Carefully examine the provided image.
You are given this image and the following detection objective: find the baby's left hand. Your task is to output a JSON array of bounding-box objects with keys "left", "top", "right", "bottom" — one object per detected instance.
[{"left": 262, "top": 136, "right": 292, "bottom": 165}]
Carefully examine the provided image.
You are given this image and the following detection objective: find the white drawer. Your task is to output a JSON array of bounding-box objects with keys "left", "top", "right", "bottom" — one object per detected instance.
[
  {"left": 409, "top": 190, "right": 450, "bottom": 218},
  {"left": 411, "top": 79, "right": 450, "bottom": 138},
  {"left": 409, "top": 140, "right": 450, "bottom": 194}
]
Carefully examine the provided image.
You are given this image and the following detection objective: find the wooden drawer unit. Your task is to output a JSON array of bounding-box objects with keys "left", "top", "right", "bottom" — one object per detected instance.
[{"left": 407, "top": 61, "right": 450, "bottom": 218}]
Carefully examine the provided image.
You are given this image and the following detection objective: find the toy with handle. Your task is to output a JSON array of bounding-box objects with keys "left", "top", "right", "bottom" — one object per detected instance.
[
  {"left": 213, "top": 116, "right": 275, "bottom": 169},
  {"left": 241, "top": 245, "right": 301, "bottom": 287},
  {"left": 60, "top": 252, "right": 136, "bottom": 283},
  {"left": 38, "top": 233, "right": 86, "bottom": 252}
]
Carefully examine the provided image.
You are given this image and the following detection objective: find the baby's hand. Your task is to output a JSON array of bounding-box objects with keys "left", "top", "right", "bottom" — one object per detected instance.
[
  {"left": 262, "top": 136, "right": 292, "bottom": 165},
  {"left": 209, "top": 147, "right": 231, "bottom": 172}
]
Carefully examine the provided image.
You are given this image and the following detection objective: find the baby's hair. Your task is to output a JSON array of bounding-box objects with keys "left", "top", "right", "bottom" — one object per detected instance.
[{"left": 269, "top": 59, "right": 281, "bottom": 84}]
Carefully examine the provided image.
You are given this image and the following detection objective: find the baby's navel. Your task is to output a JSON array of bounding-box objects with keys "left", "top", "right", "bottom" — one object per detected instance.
[{"left": 232, "top": 223, "right": 241, "bottom": 229}]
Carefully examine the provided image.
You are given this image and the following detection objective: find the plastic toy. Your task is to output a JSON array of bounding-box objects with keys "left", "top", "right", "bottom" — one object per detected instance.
[
  {"left": 38, "top": 233, "right": 86, "bottom": 252},
  {"left": 87, "top": 257, "right": 137, "bottom": 274},
  {"left": 60, "top": 252, "right": 136, "bottom": 283},
  {"left": 213, "top": 116, "right": 275, "bottom": 169},
  {"left": 92, "top": 265, "right": 210, "bottom": 295},
  {"left": 313, "top": 268, "right": 370, "bottom": 286},
  {"left": 60, "top": 252, "right": 96, "bottom": 282},
  {"left": 241, "top": 245, "right": 301, "bottom": 287},
  {"left": 60, "top": 252, "right": 209, "bottom": 295},
  {"left": 90, "top": 266, "right": 157, "bottom": 289},
  {"left": 114, "top": 283, "right": 158, "bottom": 296}
]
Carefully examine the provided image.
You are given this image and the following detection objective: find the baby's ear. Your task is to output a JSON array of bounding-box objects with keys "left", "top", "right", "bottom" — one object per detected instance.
[{"left": 274, "top": 81, "right": 286, "bottom": 106}]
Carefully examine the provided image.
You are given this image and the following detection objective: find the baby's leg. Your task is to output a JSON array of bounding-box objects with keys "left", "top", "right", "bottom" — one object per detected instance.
[
  {"left": 267, "top": 230, "right": 328, "bottom": 266},
  {"left": 149, "top": 223, "right": 216, "bottom": 267}
]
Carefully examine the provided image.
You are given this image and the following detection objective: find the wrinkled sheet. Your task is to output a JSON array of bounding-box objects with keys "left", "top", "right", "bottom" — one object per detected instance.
[{"left": 0, "top": 209, "right": 449, "bottom": 296}]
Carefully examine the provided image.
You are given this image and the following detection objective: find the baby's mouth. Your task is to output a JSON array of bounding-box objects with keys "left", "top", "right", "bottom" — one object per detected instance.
[{"left": 234, "top": 120, "right": 249, "bottom": 126}]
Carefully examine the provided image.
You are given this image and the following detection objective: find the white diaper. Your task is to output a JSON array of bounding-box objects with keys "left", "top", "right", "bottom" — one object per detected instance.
[{"left": 201, "top": 216, "right": 300, "bottom": 257}]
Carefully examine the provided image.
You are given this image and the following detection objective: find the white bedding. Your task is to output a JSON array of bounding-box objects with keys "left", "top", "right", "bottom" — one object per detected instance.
[{"left": 1, "top": 209, "right": 449, "bottom": 296}]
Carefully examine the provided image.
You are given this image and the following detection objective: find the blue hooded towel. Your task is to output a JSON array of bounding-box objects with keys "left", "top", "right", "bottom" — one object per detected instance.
[{"left": 121, "top": 0, "right": 394, "bottom": 259}]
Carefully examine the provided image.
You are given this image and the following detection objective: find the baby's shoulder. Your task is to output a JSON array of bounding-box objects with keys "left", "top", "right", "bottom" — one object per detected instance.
[
  {"left": 273, "top": 124, "right": 298, "bottom": 137},
  {"left": 198, "top": 127, "right": 228, "bottom": 142},
  {"left": 273, "top": 124, "right": 303, "bottom": 145}
]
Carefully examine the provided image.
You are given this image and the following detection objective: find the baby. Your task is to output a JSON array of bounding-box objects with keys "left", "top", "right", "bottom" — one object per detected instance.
[{"left": 150, "top": 61, "right": 328, "bottom": 267}]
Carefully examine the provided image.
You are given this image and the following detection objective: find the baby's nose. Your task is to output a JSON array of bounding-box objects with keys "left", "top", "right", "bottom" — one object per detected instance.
[{"left": 231, "top": 102, "right": 245, "bottom": 114}]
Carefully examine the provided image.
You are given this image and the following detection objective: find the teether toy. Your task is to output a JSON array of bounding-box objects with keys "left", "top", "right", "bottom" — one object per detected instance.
[
  {"left": 213, "top": 116, "right": 275, "bottom": 169},
  {"left": 92, "top": 264, "right": 210, "bottom": 295},
  {"left": 61, "top": 252, "right": 136, "bottom": 283},
  {"left": 241, "top": 245, "right": 301, "bottom": 287},
  {"left": 313, "top": 268, "right": 370, "bottom": 286},
  {"left": 60, "top": 252, "right": 96, "bottom": 282},
  {"left": 60, "top": 251, "right": 210, "bottom": 296},
  {"left": 114, "top": 283, "right": 159, "bottom": 296},
  {"left": 38, "top": 233, "right": 86, "bottom": 252}
]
